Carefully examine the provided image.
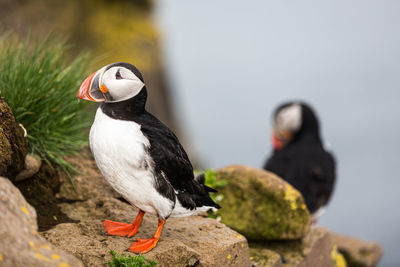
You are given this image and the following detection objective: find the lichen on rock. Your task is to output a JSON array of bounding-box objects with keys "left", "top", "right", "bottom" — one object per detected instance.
[
  {"left": 331, "top": 233, "right": 382, "bottom": 267},
  {"left": 250, "top": 227, "right": 336, "bottom": 267},
  {"left": 215, "top": 165, "right": 311, "bottom": 241}
]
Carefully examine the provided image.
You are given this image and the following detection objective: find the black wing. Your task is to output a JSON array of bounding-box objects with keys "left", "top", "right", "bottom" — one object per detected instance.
[
  {"left": 264, "top": 146, "right": 336, "bottom": 213},
  {"left": 139, "top": 113, "right": 219, "bottom": 210},
  {"left": 306, "top": 151, "right": 336, "bottom": 213}
]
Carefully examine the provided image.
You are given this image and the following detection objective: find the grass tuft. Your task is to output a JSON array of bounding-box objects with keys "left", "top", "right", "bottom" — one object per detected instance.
[
  {"left": 108, "top": 250, "right": 157, "bottom": 267},
  {"left": 0, "top": 32, "right": 91, "bottom": 178}
]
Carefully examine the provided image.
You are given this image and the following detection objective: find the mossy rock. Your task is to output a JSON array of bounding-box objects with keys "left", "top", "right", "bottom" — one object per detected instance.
[
  {"left": 0, "top": 96, "right": 28, "bottom": 180},
  {"left": 249, "top": 227, "right": 337, "bottom": 267},
  {"left": 216, "top": 165, "right": 311, "bottom": 241}
]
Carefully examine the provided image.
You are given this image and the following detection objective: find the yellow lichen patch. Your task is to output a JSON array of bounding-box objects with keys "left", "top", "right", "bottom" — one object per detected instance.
[
  {"left": 331, "top": 245, "right": 347, "bottom": 267},
  {"left": 227, "top": 254, "right": 231, "bottom": 259},
  {"left": 301, "top": 204, "right": 307, "bottom": 210},
  {"left": 35, "top": 252, "right": 50, "bottom": 262},
  {"left": 336, "top": 253, "right": 347, "bottom": 267},
  {"left": 241, "top": 243, "right": 244, "bottom": 248},
  {"left": 41, "top": 244, "right": 52, "bottom": 250},
  {"left": 21, "top": 206, "right": 29, "bottom": 215},
  {"left": 236, "top": 234, "right": 243, "bottom": 239},
  {"left": 0, "top": 254, "right": 3, "bottom": 261},
  {"left": 58, "top": 262, "right": 70, "bottom": 267},
  {"left": 250, "top": 257, "right": 254, "bottom": 260},
  {"left": 51, "top": 254, "right": 60, "bottom": 260},
  {"left": 284, "top": 184, "right": 298, "bottom": 210},
  {"left": 29, "top": 241, "right": 35, "bottom": 249}
]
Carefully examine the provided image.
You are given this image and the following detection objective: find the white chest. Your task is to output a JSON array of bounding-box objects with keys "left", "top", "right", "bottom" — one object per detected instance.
[
  {"left": 89, "top": 108, "right": 150, "bottom": 173},
  {"left": 89, "top": 108, "right": 174, "bottom": 217}
]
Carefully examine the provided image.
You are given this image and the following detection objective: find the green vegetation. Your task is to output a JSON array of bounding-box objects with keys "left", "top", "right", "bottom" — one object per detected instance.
[
  {"left": 204, "top": 169, "right": 228, "bottom": 189},
  {"left": 108, "top": 250, "right": 157, "bottom": 267},
  {"left": 204, "top": 169, "right": 227, "bottom": 203},
  {"left": 203, "top": 169, "right": 227, "bottom": 218},
  {"left": 0, "top": 33, "right": 91, "bottom": 177}
]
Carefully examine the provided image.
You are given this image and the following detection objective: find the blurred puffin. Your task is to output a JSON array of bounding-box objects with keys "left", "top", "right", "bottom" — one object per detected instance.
[
  {"left": 77, "top": 62, "right": 219, "bottom": 253},
  {"left": 263, "top": 101, "right": 336, "bottom": 222}
]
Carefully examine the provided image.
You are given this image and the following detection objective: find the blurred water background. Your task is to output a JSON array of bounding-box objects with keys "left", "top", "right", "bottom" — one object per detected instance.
[{"left": 156, "top": 1, "right": 400, "bottom": 266}]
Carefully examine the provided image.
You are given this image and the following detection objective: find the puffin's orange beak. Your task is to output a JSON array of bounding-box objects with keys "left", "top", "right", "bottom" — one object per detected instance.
[
  {"left": 272, "top": 132, "right": 284, "bottom": 150},
  {"left": 272, "top": 129, "right": 292, "bottom": 150},
  {"left": 77, "top": 72, "right": 96, "bottom": 101},
  {"left": 78, "top": 67, "right": 108, "bottom": 102}
]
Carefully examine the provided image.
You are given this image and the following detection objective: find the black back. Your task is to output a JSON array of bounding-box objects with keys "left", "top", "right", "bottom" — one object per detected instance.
[
  {"left": 101, "top": 88, "right": 220, "bottom": 211},
  {"left": 264, "top": 103, "right": 336, "bottom": 214}
]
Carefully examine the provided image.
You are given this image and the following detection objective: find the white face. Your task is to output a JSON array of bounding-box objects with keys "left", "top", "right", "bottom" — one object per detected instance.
[
  {"left": 275, "top": 103, "right": 302, "bottom": 132},
  {"left": 78, "top": 62, "right": 146, "bottom": 103},
  {"left": 85, "top": 65, "right": 145, "bottom": 103},
  {"left": 100, "top": 66, "right": 144, "bottom": 102}
]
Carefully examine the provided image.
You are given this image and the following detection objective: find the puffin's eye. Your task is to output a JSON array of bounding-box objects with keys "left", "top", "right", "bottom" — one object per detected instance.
[{"left": 115, "top": 70, "right": 122, "bottom": 79}]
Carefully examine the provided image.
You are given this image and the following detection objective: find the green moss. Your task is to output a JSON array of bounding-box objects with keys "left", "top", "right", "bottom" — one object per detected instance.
[
  {"left": 249, "top": 247, "right": 282, "bottom": 267},
  {"left": 108, "top": 250, "right": 157, "bottom": 267},
  {"left": 215, "top": 166, "right": 311, "bottom": 240}
]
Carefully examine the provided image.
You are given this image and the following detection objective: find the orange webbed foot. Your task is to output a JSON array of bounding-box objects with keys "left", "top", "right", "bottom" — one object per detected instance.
[
  {"left": 128, "top": 219, "right": 165, "bottom": 254},
  {"left": 102, "top": 210, "right": 144, "bottom": 237},
  {"left": 128, "top": 237, "right": 159, "bottom": 254},
  {"left": 102, "top": 220, "right": 139, "bottom": 237}
]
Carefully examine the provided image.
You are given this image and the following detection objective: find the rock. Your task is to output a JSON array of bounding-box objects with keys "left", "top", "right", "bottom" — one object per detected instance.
[
  {"left": 0, "top": 96, "right": 28, "bottom": 180},
  {"left": 15, "top": 154, "right": 42, "bottom": 181},
  {"left": 216, "top": 165, "right": 311, "bottom": 240},
  {"left": 57, "top": 155, "right": 121, "bottom": 201},
  {"left": 250, "top": 227, "right": 336, "bottom": 267},
  {"left": 0, "top": 176, "right": 83, "bottom": 267},
  {"left": 250, "top": 249, "right": 282, "bottom": 267},
  {"left": 42, "top": 196, "right": 251, "bottom": 267},
  {"left": 331, "top": 232, "right": 383, "bottom": 267},
  {"left": 14, "top": 163, "right": 77, "bottom": 232}
]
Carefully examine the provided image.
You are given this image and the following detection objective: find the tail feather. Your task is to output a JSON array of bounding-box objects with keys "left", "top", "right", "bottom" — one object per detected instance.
[
  {"left": 194, "top": 173, "right": 220, "bottom": 209},
  {"left": 204, "top": 185, "right": 217, "bottom": 193}
]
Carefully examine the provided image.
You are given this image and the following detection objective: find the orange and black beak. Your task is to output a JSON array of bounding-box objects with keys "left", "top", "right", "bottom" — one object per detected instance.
[
  {"left": 272, "top": 131, "right": 284, "bottom": 150},
  {"left": 272, "top": 128, "right": 292, "bottom": 150},
  {"left": 77, "top": 67, "right": 108, "bottom": 102}
]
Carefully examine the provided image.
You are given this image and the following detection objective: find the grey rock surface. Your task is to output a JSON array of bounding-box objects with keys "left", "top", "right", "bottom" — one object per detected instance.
[{"left": 0, "top": 176, "right": 83, "bottom": 267}]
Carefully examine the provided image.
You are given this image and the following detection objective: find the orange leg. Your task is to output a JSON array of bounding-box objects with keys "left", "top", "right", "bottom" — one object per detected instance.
[
  {"left": 103, "top": 210, "right": 144, "bottom": 238},
  {"left": 128, "top": 219, "right": 165, "bottom": 254}
]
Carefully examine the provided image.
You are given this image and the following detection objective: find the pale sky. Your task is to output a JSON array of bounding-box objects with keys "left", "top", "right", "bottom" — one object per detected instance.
[{"left": 156, "top": 1, "right": 400, "bottom": 266}]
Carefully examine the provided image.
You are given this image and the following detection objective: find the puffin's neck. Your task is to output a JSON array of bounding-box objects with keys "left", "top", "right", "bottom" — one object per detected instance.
[
  {"left": 100, "top": 88, "right": 148, "bottom": 121},
  {"left": 295, "top": 130, "right": 322, "bottom": 145},
  {"left": 293, "top": 105, "right": 322, "bottom": 145}
]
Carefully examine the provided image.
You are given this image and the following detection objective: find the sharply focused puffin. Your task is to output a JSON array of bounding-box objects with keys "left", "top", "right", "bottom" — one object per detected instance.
[
  {"left": 77, "top": 62, "right": 220, "bottom": 253},
  {"left": 263, "top": 101, "right": 336, "bottom": 222}
]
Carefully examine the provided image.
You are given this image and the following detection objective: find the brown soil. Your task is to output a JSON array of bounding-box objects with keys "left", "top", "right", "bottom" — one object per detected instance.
[
  {"left": 14, "top": 163, "right": 78, "bottom": 231},
  {"left": 0, "top": 96, "right": 28, "bottom": 179}
]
